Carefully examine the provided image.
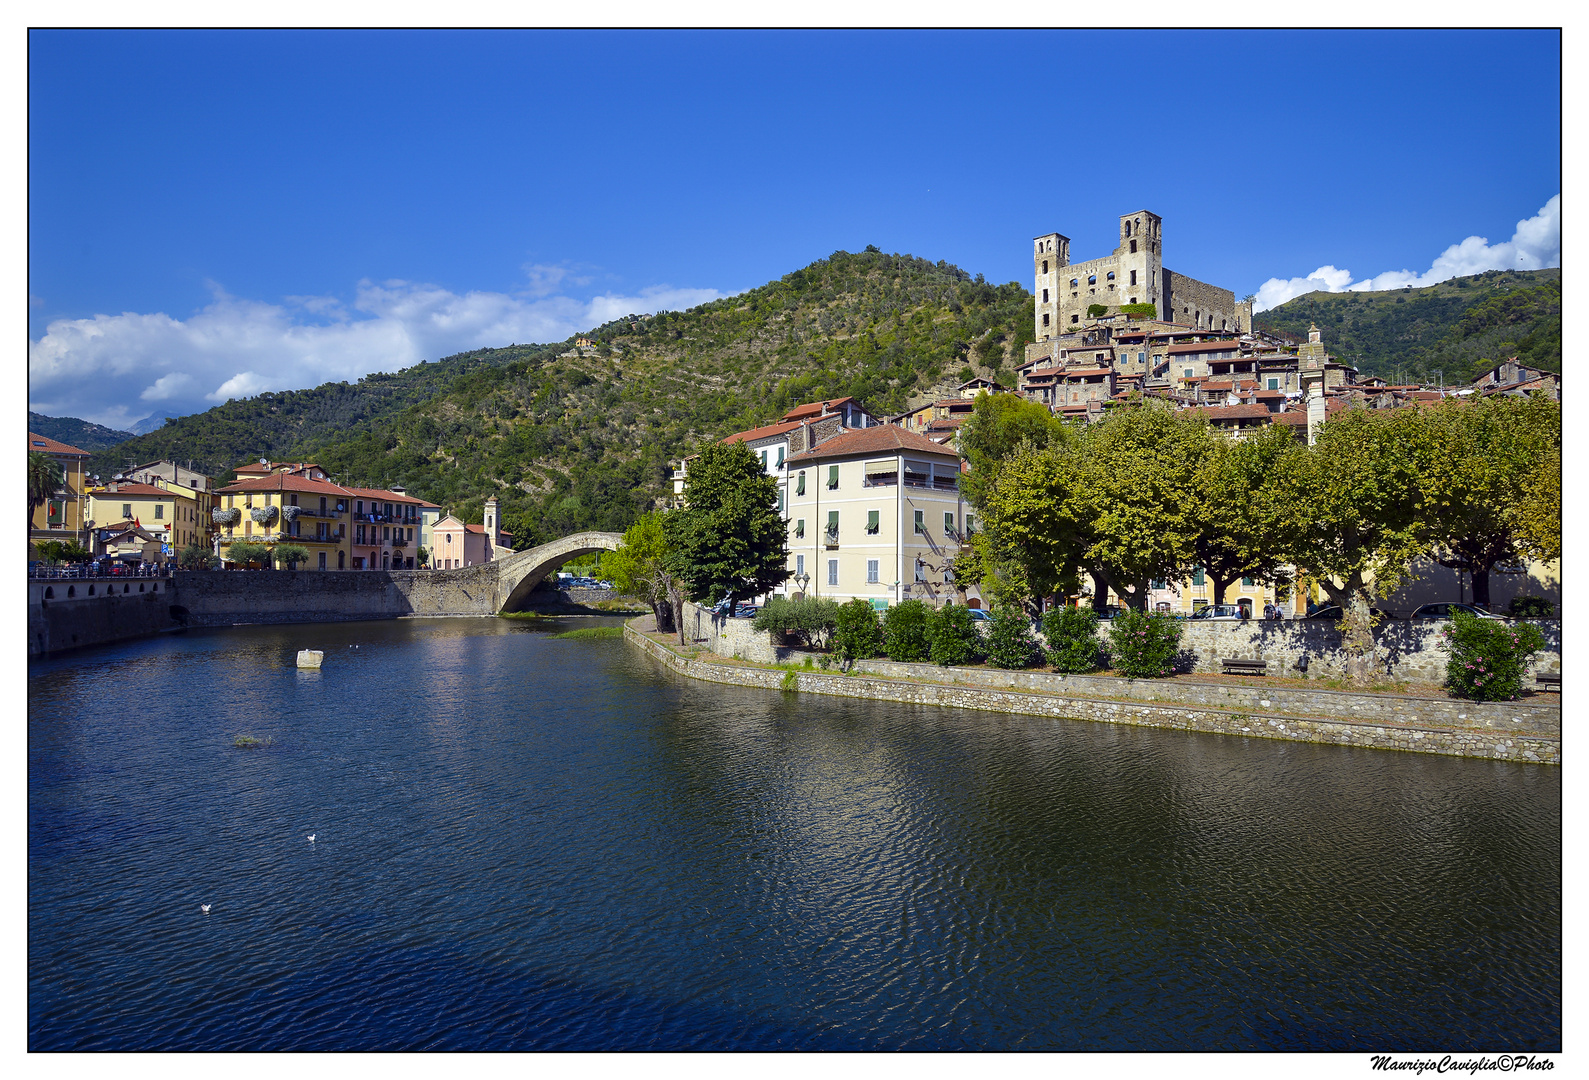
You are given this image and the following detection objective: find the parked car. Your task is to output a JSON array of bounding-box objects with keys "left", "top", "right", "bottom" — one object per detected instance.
[
  {"left": 965, "top": 608, "right": 993, "bottom": 622},
  {"left": 1191, "top": 604, "right": 1245, "bottom": 621},
  {"left": 731, "top": 603, "right": 758, "bottom": 619},
  {"left": 1408, "top": 602, "right": 1505, "bottom": 621},
  {"left": 1306, "top": 605, "right": 1388, "bottom": 620}
]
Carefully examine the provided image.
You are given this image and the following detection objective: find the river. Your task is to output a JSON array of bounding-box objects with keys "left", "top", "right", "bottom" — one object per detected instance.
[{"left": 28, "top": 616, "right": 1560, "bottom": 1051}]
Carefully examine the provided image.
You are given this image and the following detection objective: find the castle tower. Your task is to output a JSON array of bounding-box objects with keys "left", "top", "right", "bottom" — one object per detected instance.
[
  {"left": 1114, "top": 210, "right": 1164, "bottom": 313},
  {"left": 1033, "top": 232, "right": 1070, "bottom": 341}
]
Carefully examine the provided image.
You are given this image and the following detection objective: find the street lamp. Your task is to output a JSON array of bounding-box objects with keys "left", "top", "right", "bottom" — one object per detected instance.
[{"left": 793, "top": 571, "right": 810, "bottom": 598}]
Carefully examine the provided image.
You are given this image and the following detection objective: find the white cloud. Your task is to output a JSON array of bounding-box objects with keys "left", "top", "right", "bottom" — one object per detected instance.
[
  {"left": 1253, "top": 195, "right": 1560, "bottom": 311},
  {"left": 28, "top": 277, "right": 726, "bottom": 430}
]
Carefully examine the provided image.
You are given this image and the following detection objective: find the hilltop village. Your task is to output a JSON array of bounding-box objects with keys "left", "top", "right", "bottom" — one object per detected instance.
[{"left": 29, "top": 209, "right": 1560, "bottom": 620}]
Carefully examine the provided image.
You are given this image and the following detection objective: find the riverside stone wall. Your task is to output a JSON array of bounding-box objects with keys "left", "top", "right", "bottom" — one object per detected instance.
[
  {"left": 29, "top": 577, "right": 181, "bottom": 656},
  {"left": 625, "top": 620, "right": 1559, "bottom": 765}
]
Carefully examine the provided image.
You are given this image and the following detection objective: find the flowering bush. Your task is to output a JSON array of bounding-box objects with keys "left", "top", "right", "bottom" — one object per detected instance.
[
  {"left": 1107, "top": 609, "right": 1183, "bottom": 678},
  {"left": 927, "top": 604, "right": 983, "bottom": 667},
  {"left": 1443, "top": 612, "right": 1545, "bottom": 701},
  {"left": 882, "top": 600, "right": 931, "bottom": 662},
  {"left": 831, "top": 598, "right": 884, "bottom": 663},
  {"left": 1041, "top": 606, "right": 1101, "bottom": 673},
  {"left": 985, "top": 605, "right": 1040, "bottom": 669}
]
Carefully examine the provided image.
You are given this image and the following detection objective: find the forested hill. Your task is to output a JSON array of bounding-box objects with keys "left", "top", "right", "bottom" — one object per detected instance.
[
  {"left": 1254, "top": 268, "right": 1560, "bottom": 385},
  {"left": 83, "top": 343, "right": 561, "bottom": 481},
  {"left": 86, "top": 247, "right": 1034, "bottom": 547},
  {"left": 29, "top": 412, "right": 137, "bottom": 452}
]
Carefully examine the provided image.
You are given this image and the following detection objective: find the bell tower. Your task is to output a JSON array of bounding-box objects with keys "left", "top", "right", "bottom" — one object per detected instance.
[
  {"left": 484, "top": 496, "right": 500, "bottom": 558},
  {"left": 1033, "top": 232, "right": 1070, "bottom": 341},
  {"left": 1115, "top": 210, "right": 1163, "bottom": 312}
]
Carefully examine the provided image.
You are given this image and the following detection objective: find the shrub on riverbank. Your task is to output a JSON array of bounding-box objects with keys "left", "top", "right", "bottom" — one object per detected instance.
[
  {"left": 927, "top": 605, "right": 983, "bottom": 667},
  {"left": 555, "top": 626, "right": 624, "bottom": 639},
  {"left": 1443, "top": 612, "right": 1545, "bottom": 701},
  {"left": 1042, "top": 606, "right": 1101, "bottom": 673},
  {"left": 832, "top": 598, "right": 884, "bottom": 663},
  {"left": 985, "top": 605, "right": 1040, "bottom": 669},
  {"left": 1107, "top": 610, "right": 1182, "bottom": 678},
  {"left": 753, "top": 596, "right": 838, "bottom": 649},
  {"left": 882, "top": 600, "right": 931, "bottom": 662}
]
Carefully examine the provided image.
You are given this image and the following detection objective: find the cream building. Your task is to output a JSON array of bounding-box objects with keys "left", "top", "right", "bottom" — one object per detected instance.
[{"left": 784, "top": 426, "right": 969, "bottom": 609}]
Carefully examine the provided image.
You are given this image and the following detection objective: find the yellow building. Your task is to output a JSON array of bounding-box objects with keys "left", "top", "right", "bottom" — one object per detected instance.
[
  {"left": 214, "top": 472, "right": 355, "bottom": 570},
  {"left": 28, "top": 432, "right": 90, "bottom": 546},
  {"left": 87, "top": 481, "right": 210, "bottom": 561}
]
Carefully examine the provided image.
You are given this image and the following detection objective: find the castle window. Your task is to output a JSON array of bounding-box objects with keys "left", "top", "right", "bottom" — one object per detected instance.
[
  {"left": 1071, "top": 278, "right": 1078, "bottom": 287},
  {"left": 1042, "top": 260, "right": 1048, "bottom": 273},
  {"left": 1042, "top": 313, "right": 1050, "bottom": 327},
  {"left": 1130, "top": 240, "right": 1137, "bottom": 253},
  {"left": 1071, "top": 315, "right": 1079, "bottom": 324},
  {"left": 1088, "top": 275, "right": 1096, "bottom": 285},
  {"left": 1129, "top": 270, "right": 1137, "bottom": 286},
  {"left": 1124, "top": 221, "right": 1130, "bottom": 237},
  {"left": 1042, "top": 289, "right": 1048, "bottom": 302}
]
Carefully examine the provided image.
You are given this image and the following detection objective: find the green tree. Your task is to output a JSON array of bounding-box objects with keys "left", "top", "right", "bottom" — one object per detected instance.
[
  {"left": 272, "top": 543, "right": 310, "bottom": 569},
  {"left": 1273, "top": 406, "right": 1429, "bottom": 683},
  {"left": 1411, "top": 394, "right": 1561, "bottom": 607},
  {"left": 37, "top": 538, "right": 90, "bottom": 564},
  {"left": 752, "top": 596, "right": 838, "bottom": 650},
  {"left": 28, "top": 451, "right": 61, "bottom": 531},
  {"left": 416, "top": 545, "right": 429, "bottom": 568},
  {"left": 663, "top": 440, "right": 788, "bottom": 607},
  {"left": 178, "top": 542, "right": 216, "bottom": 570},
  {"left": 831, "top": 598, "right": 884, "bottom": 664},
  {"left": 926, "top": 604, "right": 982, "bottom": 666},
  {"left": 597, "top": 511, "right": 680, "bottom": 634},
  {"left": 225, "top": 541, "right": 270, "bottom": 567},
  {"left": 1190, "top": 423, "right": 1297, "bottom": 607},
  {"left": 956, "top": 390, "right": 1067, "bottom": 508}
]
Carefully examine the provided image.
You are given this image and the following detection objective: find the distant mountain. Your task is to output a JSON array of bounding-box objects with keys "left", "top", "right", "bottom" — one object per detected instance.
[
  {"left": 86, "top": 247, "right": 1033, "bottom": 546},
  {"left": 1254, "top": 268, "right": 1560, "bottom": 385},
  {"left": 129, "top": 414, "right": 179, "bottom": 435},
  {"left": 27, "top": 411, "right": 137, "bottom": 452}
]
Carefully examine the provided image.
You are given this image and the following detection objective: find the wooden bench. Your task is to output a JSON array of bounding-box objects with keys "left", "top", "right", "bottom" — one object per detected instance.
[
  {"left": 1534, "top": 673, "right": 1561, "bottom": 692},
  {"left": 1221, "top": 658, "right": 1268, "bottom": 676}
]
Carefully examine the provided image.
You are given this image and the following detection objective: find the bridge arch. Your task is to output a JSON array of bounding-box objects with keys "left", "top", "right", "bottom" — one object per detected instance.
[{"left": 495, "top": 531, "right": 624, "bottom": 613}]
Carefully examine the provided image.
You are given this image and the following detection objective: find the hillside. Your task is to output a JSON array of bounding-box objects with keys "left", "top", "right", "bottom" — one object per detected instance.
[
  {"left": 89, "top": 248, "right": 1034, "bottom": 547},
  {"left": 28, "top": 412, "right": 137, "bottom": 452},
  {"left": 1254, "top": 268, "right": 1560, "bottom": 385}
]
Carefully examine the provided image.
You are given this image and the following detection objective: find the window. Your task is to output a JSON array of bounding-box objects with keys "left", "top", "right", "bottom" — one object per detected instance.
[
  {"left": 913, "top": 509, "right": 924, "bottom": 534},
  {"left": 318, "top": 552, "right": 327, "bottom": 570},
  {"left": 1268, "top": 378, "right": 1280, "bottom": 390},
  {"left": 776, "top": 446, "right": 785, "bottom": 468},
  {"left": 826, "top": 510, "right": 839, "bottom": 541},
  {"left": 122, "top": 503, "right": 132, "bottom": 519},
  {"left": 796, "top": 554, "right": 805, "bottom": 577},
  {"left": 867, "top": 559, "right": 879, "bottom": 583},
  {"left": 155, "top": 504, "right": 163, "bottom": 519},
  {"left": 796, "top": 471, "right": 806, "bottom": 495},
  {"left": 1071, "top": 315, "right": 1079, "bottom": 324},
  {"left": 1106, "top": 271, "right": 1115, "bottom": 281},
  {"left": 778, "top": 490, "right": 786, "bottom": 515},
  {"left": 827, "top": 465, "right": 839, "bottom": 490},
  {"left": 915, "top": 560, "right": 926, "bottom": 583},
  {"left": 1042, "top": 260, "right": 1048, "bottom": 273},
  {"left": 1129, "top": 270, "right": 1137, "bottom": 285},
  {"left": 759, "top": 449, "right": 768, "bottom": 469},
  {"left": 1152, "top": 579, "right": 1166, "bottom": 590},
  {"left": 795, "top": 518, "right": 804, "bottom": 538},
  {"left": 1242, "top": 577, "right": 1254, "bottom": 587},
  {"left": 1138, "top": 351, "right": 1146, "bottom": 364},
  {"left": 867, "top": 510, "right": 879, "bottom": 535},
  {"left": 1184, "top": 369, "right": 1194, "bottom": 379},
  {"left": 1042, "top": 313, "right": 1050, "bottom": 327},
  {"left": 1193, "top": 566, "right": 1205, "bottom": 586},
  {"left": 1070, "top": 278, "right": 1078, "bottom": 287},
  {"left": 944, "top": 512, "right": 955, "bottom": 536},
  {"left": 1130, "top": 240, "right": 1138, "bottom": 253},
  {"left": 1042, "top": 289, "right": 1049, "bottom": 302},
  {"left": 1088, "top": 275, "right": 1096, "bottom": 285},
  {"left": 828, "top": 559, "right": 838, "bottom": 586}
]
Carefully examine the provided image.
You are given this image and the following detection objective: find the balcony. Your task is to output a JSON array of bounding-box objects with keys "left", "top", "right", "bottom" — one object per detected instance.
[{"left": 823, "top": 528, "right": 839, "bottom": 550}]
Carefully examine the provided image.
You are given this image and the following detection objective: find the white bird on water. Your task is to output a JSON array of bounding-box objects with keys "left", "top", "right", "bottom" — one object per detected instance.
[
  {"left": 201, "top": 904, "right": 211, "bottom": 914},
  {"left": 307, "top": 834, "right": 316, "bottom": 843}
]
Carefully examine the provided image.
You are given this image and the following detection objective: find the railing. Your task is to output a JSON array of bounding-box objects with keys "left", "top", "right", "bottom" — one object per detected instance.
[
  {"left": 354, "top": 512, "right": 415, "bottom": 524},
  {"left": 30, "top": 563, "right": 173, "bottom": 580}
]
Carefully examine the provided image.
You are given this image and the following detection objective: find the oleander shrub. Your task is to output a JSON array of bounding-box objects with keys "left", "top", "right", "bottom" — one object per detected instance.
[
  {"left": 1507, "top": 595, "right": 1554, "bottom": 619},
  {"left": 1042, "top": 606, "right": 1102, "bottom": 673},
  {"left": 882, "top": 599, "right": 931, "bottom": 662},
  {"left": 927, "top": 604, "right": 983, "bottom": 667},
  {"left": 753, "top": 596, "right": 839, "bottom": 649},
  {"left": 1107, "top": 609, "right": 1183, "bottom": 678},
  {"left": 831, "top": 598, "right": 884, "bottom": 663},
  {"left": 1443, "top": 612, "right": 1546, "bottom": 701},
  {"left": 985, "top": 605, "right": 1040, "bottom": 669}
]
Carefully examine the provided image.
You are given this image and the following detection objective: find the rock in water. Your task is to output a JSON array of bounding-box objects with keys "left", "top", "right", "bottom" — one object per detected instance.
[{"left": 296, "top": 649, "right": 325, "bottom": 669}]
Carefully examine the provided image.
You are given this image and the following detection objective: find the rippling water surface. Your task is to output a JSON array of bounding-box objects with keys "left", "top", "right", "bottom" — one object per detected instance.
[{"left": 29, "top": 617, "right": 1560, "bottom": 1050}]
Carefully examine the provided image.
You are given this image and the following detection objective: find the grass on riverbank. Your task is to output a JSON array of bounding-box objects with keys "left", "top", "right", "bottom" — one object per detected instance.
[
  {"left": 555, "top": 626, "right": 625, "bottom": 640},
  {"left": 497, "top": 611, "right": 551, "bottom": 620}
]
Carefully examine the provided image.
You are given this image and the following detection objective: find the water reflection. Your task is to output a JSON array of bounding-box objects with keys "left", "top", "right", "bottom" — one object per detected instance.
[{"left": 29, "top": 619, "right": 1559, "bottom": 1051}]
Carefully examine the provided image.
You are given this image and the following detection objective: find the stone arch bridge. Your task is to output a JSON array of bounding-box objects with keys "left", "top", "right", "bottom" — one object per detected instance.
[{"left": 421, "top": 531, "right": 625, "bottom": 614}]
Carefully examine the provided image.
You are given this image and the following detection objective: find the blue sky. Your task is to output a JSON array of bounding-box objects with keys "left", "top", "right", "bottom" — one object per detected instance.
[{"left": 29, "top": 29, "right": 1562, "bottom": 430}]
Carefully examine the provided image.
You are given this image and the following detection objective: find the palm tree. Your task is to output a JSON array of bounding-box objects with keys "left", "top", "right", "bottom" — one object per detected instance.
[{"left": 27, "top": 451, "right": 61, "bottom": 532}]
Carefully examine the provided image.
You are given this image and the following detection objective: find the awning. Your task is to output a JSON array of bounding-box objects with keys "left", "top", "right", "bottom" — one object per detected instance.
[{"left": 864, "top": 459, "right": 897, "bottom": 476}]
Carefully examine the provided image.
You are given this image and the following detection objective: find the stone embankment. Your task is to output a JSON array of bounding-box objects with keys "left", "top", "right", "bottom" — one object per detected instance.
[{"left": 625, "top": 617, "right": 1559, "bottom": 764}]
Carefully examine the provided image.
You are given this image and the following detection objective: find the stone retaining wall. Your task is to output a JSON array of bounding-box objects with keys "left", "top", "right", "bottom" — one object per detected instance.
[
  {"left": 29, "top": 578, "right": 180, "bottom": 656},
  {"left": 625, "top": 619, "right": 1559, "bottom": 765}
]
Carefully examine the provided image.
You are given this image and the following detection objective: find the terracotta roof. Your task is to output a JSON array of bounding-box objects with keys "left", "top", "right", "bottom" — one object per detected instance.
[
  {"left": 781, "top": 397, "right": 855, "bottom": 421},
  {"left": 1254, "top": 390, "right": 1286, "bottom": 399},
  {"left": 463, "top": 524, "right": 513, "bottom": 536},
  {"left": 721, "top": 418, "right": 805, "bottom": 445},
  {"left": 1271, "top": 411, "right": 1309, "bottom": 426},
  {"left": 786, "top": 424, "right": 958, "bottom": 464},
  {"left": 1190, "top": 404, "right": 1274, "bottom": 421},
  {"left": 27, "top": 432, "right": 90, "bottom": 457},
  {"left": 342, "top": 485, "right": 427, "bottom": 505},
  {"left": 98, "top": 483, "right": 170, "bottom": 497},
  {"left": 220, "top": 474, "right": 352, "bottom": 497}
]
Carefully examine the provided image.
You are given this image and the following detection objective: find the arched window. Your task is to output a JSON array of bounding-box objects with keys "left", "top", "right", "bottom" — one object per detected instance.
[
  {"left": 88, "top": 585, "right": 95, "bottom": 596},
  {"left": 68, "top": 586, "right": 75, "bottom": 598},
  {"left": 1071, "top": 278, "right": 1079, "bottom": 287},
  {"left": 44, "top": 587, "right": 53, "bottom": 599},
  {"left": 1106, "top": 272, "right": 1115, "bottom": 281},
  {"left": 338, "top": 550, "right": 346, "bottom": 569},
  {"left": 1088, "top": 275, "right": 1096, "bottom": 285},
  {"left": 1041, "top": 260, "right": 1048, "bottom": 274}
]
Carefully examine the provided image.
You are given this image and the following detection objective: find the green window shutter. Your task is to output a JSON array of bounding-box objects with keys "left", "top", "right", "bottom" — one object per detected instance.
[
  {"left": 827, "top": 510, "right": 838, "bottom": 529},
  {"left": 944, "top": 512, "right": 954, "bottom": 534},
  {"left": 796, "top": 471, "right": 806, "bottom": 495},
  {"left": 795, "top": 519, "right": 804, "bottom": 538},
  {"left": 1193, "top": 566, "right": 1205, "bottom": 586},
  {"left": 914, "top": 510, "right": 924, "bottom": 534},
  {"left": 778, "top": 490, "right": 786, "bottom": 514},
  {"left": 827, "top": 465, "right": 838, "bottom": 489},
  {"left": 867, "top": 510, "right": 879, "bottom": 533},
  {"left": 1242, "top": 576, "right": 1254, "bottom": 587}
]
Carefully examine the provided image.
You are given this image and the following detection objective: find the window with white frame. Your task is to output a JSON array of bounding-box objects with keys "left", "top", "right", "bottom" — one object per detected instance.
[
  {"left": 827, "top": 559, "right": 838, "bottom": 586},
  {"left": 867, "top": 559, "right": 879, "bottom": 583}
]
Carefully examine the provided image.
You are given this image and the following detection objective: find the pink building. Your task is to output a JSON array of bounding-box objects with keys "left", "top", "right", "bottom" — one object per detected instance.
[{"left": 431, "top": 497, "right": 512, "bottom": 569}]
